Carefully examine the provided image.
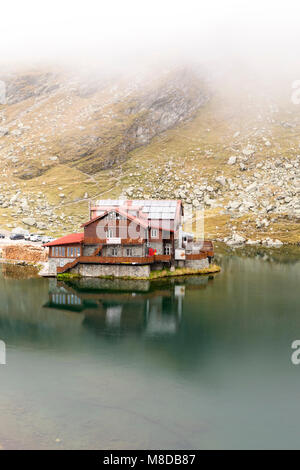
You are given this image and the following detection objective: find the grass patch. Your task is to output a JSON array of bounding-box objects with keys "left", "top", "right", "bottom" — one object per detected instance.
[
  {"left": 57, "top": 273, "right": 81, "bottom": 280},
  {"left": 148, "top": 264, "right": 221, "bottom": 280}
]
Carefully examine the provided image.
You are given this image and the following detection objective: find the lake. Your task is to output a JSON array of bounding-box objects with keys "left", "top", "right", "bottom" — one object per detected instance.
[{"left": 0, "top": 246, "right": 300, "bottom": 449}]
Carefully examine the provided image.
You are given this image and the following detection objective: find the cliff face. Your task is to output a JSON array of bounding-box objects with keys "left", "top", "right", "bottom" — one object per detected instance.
[{"left": 0, "top": 67, "right": 208, "bottom": 177}]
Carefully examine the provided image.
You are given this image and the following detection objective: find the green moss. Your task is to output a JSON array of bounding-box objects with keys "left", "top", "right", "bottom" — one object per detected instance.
[
  {"left": 57, "top": 273, "right": 81, "bottom": 280},
  {"left": 147, "top": 264, "right": 221, "bottom": 280}
]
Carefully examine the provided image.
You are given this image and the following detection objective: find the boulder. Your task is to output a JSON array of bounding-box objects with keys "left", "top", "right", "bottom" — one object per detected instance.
[
  {"left": 242, "top": 147, "right": 255, "bottom": 156},
  {"left": 245, "top": 182, "right": 257, "bottom": 192},
  {"left": 226, "top": 233, "right": 246, "bottom": 246},
  {"left": 36, "top": 222, "right": 47, "bottom": 230},
  {"left": 0, "top": 127, "right": 9, "bottom": 137},
  {"left": 227, "top": 156, "right": 237, "bottom": 165},
  {"left": 246, "top": 239, "right": 260, "bottom": 245},
  {"left": 216, "top": 176, "right": 226, "bottom": 186},
  {"left": 262, "top": 238, "right": 283, "bottom": 247},
  {"left": 22, "top": 217, "right": 36, "bottom": 227}
]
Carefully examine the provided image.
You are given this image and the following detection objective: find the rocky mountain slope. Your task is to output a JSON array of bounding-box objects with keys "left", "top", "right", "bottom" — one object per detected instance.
[{"left": 0, "top": 65, "right": 299, "bottom": 244}]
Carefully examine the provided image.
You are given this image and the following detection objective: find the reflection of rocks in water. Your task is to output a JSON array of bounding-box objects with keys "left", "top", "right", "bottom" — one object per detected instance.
[
  {"left": 0, "top": 263, "right": 39, "bottom": 280},
  {"left": 182, "top": 275, "right": 213, "bottom": 290},
  {"left": 45, "top": 275, "right": 215, "bottom": 337},
  {"left": 215, "top": 242, "right": 300, "bottom": 266}
]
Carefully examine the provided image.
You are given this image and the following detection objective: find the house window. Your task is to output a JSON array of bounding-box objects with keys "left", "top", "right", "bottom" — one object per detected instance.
[
  {"left": 126, "top": 248, "right": 132, "bottom": 256},
  {"left": 111, "top": 248, "right": 118, "bottom": 256},
  {"left": 61, "top": 247, "right": 65, "bottom": 257},
  {"left": 76, "top": 247, "right": 81, "bottom": 257},
  {"left": 108, "top": 212, "right": 116, "bottom": 220},
  {"left": 68, "top": 247, "right": 74, "bottom": 257},
  {"left": 55, "top": 247, "right": 59, "bottom": 256},
  {"left": 164, "top": 244, "right": 171, "bottom": 255},
  {"left": 151, "top": 228, "right": 158, "bottom": 238},
  {"left": 107, "top": 228, "right": 114, "bottom": 238}
]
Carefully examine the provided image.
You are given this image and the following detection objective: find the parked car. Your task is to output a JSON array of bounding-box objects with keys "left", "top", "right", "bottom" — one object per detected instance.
[
  {"left": 0, "top": 233, "right": 5, "bottom": 239},
  {"left": 41, "top": 236, "right": 52, "bottom": 244},
  {"left": 29, "top": 234, "right": 42, "bottom": 242},
  {"left": 10, "top": 233, "right": 24, "bottom": 240},
  {"left": 25, "top": 233, "right": 37, "bottom": 241}
]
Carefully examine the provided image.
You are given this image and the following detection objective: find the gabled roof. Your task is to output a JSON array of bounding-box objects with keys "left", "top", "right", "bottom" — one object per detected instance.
[
  {"left": 44, "top": 233, "right": 84, "bottom": 247},
  {"left": 81, "top": 207, "right": 149, "bottom": 229},
  {"left": 92, "top": 199, "right": 182, "bottom": 220}
]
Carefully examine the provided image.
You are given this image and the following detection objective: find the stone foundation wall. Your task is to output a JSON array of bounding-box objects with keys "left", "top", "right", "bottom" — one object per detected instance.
[
  {"left": 150, "top": 262, "right": 164, "bottom": 271},
  {"left": 70, "top": 263, "right": 151, "bottom": 278},
  {"left": 184, "top": 258, "right": 209, "bottom": 269},
  {"left": 48, "top": 257, "right": 75, "bottom": 275}
]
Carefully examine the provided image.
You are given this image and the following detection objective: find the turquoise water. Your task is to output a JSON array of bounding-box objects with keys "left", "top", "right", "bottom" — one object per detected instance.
[{"left": 0, "top": 248, "right": 300, "bottom": 449}]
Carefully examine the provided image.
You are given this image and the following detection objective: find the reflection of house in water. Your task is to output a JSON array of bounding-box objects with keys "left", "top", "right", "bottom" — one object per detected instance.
[
  {"left": 49, "top": 292, "right": 84, "bottom": 311},
  {"left": 44, "top": 276, "right": 214, "bottom": 336},
  {"left": 145, "top": 285, "right": 185, "bottom": 335}
]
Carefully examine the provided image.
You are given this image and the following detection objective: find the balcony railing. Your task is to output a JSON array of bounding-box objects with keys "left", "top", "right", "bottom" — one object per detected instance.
[{"left": 84, "top": 237, "right": 146, "bottom": 245}]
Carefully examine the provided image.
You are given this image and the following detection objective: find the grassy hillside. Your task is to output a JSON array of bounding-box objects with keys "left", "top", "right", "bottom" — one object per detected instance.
[{"left": 0, "top": 66, "right": 299, "bottom": 243}]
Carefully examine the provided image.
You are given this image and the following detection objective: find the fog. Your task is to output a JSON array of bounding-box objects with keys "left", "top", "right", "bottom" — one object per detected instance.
[{"left": 1, "top": 0, "right": 300, "bottom": 82}]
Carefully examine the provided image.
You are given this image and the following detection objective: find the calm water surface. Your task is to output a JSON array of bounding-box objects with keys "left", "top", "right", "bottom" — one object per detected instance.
[{"left": 0, "top": 247, "right": 300, "bottom": 449}]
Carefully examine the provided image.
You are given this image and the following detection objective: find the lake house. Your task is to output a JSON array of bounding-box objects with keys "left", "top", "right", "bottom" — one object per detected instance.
[{"left": 44, "top": 199, "right": 214, "bottom": 277}]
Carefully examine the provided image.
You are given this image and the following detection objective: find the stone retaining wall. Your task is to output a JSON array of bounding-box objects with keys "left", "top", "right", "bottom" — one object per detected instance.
[
  {"left": 48, "top": 257, "right": 75, "bottom": 275},
  {"left": 1, "top": 244, "right": 48, "bottom": 263},
  {"left": 70, "top": 263, "right": 151, "bottom": 278},
  {"left": 184, "top": 258, "right": 209, "bottom": 269}
]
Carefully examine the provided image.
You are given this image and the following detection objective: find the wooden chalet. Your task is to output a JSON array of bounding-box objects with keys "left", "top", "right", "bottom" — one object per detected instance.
[{"left": 44, "top": 199, "right": 214, "bottom": 277}]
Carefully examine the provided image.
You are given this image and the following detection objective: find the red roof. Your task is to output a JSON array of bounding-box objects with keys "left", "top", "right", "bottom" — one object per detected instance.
[{"left": 44, "top": 232, "right": 84, "bottom": 247}]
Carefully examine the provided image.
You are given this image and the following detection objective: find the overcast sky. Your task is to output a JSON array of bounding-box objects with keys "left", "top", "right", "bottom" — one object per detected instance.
[{"left": 1, "top": 0, "right": 300, "bottom": 76}]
